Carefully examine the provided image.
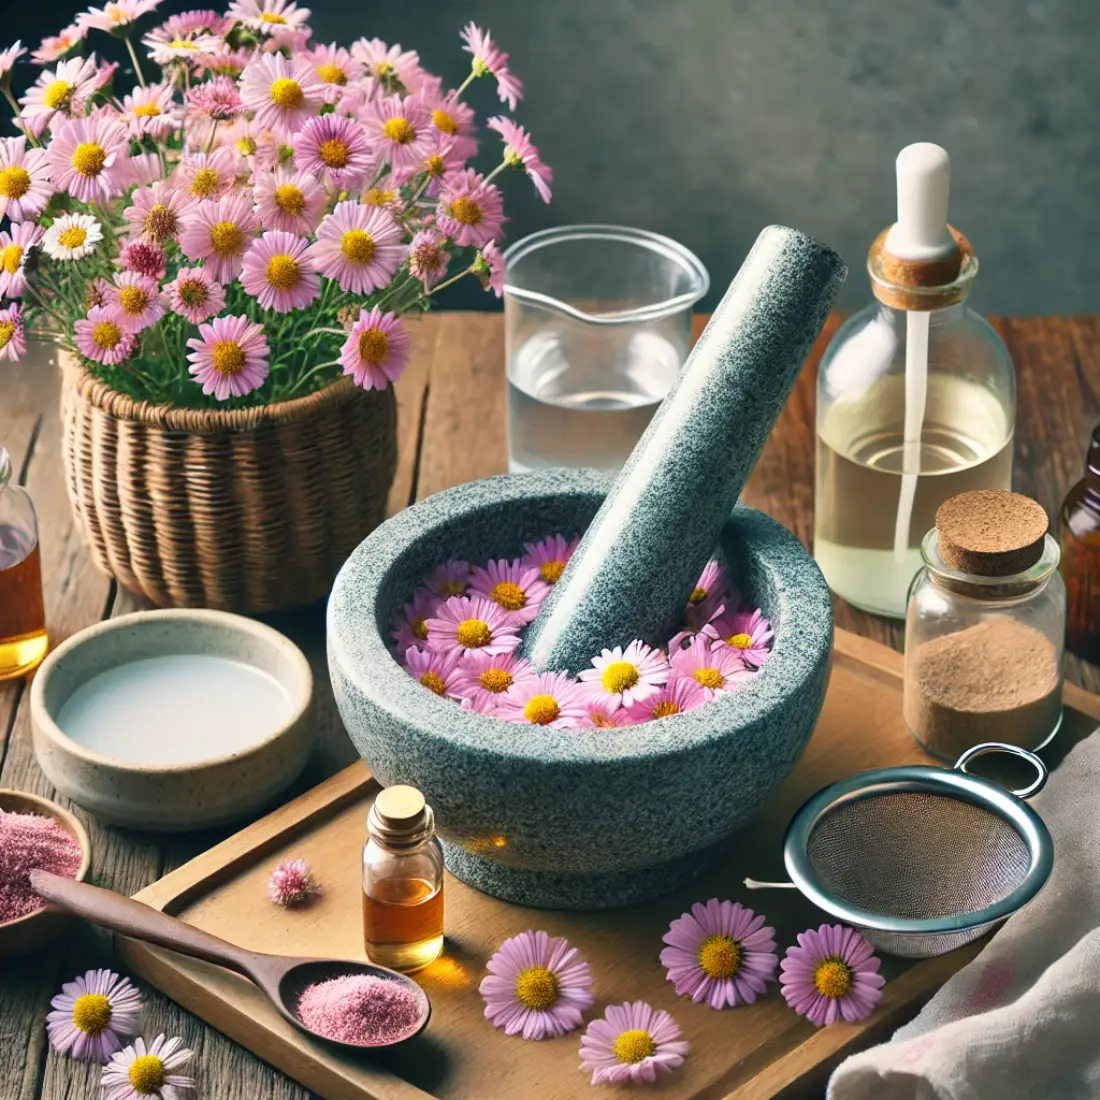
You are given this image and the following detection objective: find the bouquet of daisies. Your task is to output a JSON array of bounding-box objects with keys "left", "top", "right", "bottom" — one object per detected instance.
[{"left": 0, "top": 1, "right": 550, "bottom": 407}]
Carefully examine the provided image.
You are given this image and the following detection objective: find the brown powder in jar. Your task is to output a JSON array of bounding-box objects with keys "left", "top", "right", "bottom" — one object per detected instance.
[{"left": 903, "top": 618, "right": 1062, "bottom": 758}]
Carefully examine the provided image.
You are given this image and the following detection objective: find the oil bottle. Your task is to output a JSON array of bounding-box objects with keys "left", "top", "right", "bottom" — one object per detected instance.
[{"left": 0, "top": 446, "right": 47, "bottom": 679}]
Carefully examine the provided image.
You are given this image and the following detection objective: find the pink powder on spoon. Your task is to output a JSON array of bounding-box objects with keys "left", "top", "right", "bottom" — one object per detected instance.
[
  {"left": 0, "top": 808, "right": 84, "bottom": 923},
  {"left": 297, "top": 974, "right": 423, "bottom": 1045}
]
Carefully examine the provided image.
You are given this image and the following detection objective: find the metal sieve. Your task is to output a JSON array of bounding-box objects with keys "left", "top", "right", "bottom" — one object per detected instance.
[{"left": 746, "top": 743, "right": 1054, "bottom": 958}]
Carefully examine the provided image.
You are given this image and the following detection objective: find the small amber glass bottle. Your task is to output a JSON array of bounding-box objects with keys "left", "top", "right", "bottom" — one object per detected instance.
[
  {"left": 0, "top": 447, "right": 48, "bottom": 680},
  {"left": 362, "top": 785, "right": 444, "bottom": 972},
  {"left": 1060, "top": 425, "right": 1100, "bottom": 662}
]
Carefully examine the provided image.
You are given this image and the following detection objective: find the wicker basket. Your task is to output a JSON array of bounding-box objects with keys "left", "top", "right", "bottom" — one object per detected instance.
[{"left": 59, "top": 356, "right": 398, "bottom": 613}]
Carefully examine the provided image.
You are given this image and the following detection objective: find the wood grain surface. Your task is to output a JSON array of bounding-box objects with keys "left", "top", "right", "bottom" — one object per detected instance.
[{"left": 1, "top": 312, "right": 1099, "bottom": 1100}]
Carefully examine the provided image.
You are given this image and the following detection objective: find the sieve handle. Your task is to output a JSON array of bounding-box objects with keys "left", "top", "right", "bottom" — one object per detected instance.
[
  {"left": 954, "top": 742, "right": 1048, "bottom": 799},
  {"left": 743, "top": 878, "right": 799, "bottom": 890}
]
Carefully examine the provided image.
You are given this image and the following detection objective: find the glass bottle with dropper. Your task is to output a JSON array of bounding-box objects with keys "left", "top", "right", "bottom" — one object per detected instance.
[{"left": 813, "top": 144, "right": 1016, "bottom": 618}]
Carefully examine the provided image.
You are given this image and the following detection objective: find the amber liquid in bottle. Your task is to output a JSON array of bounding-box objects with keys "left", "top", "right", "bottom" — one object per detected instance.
[
  {"left": 0, "top": 526, "right": 48, "bottom": 679},
  {"left": 363, "top": 877, "right": 444, "bottom": 971},
  {"left": 1060, "top": 425, "right": 1100, "bottom": 663}
]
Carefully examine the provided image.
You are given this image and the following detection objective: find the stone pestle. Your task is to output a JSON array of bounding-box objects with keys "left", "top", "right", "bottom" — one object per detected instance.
[{"left": 525, "top": 225, "right": 847, "bottom": 673}]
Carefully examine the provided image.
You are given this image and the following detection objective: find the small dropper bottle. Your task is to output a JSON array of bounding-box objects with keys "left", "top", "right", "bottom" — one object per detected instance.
[
  {"left": 362, "top": 785, "right": 444, "bottom": 972},
  {"left": 1059, "top": 425, "right": 1100, "bottom": 661}
]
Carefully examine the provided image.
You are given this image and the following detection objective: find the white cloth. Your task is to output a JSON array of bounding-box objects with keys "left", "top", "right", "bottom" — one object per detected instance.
[{"left": 828, "top": 732, "right": 1100, "bottom": 1100}]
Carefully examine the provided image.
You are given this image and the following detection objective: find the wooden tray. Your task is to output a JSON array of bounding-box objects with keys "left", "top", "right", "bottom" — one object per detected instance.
[{"left": 120, "top": 630, "right": 1100, "bottom": 1100}]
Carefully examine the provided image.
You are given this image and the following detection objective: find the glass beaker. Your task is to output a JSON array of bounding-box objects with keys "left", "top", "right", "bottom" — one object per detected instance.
[{"left": 503, "top": 225, "right": 709, "bottom": 472}]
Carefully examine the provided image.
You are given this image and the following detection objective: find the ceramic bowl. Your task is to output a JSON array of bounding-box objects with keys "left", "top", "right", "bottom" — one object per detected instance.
[
  {"left": 0, "top": 789, "right": 91, "bottom": 956},
  {"left": 328, "top": 469, "right": 833, "bottom": 910},
  {"left": 31, "top": 610, "right": 314, "bottom": 831}
]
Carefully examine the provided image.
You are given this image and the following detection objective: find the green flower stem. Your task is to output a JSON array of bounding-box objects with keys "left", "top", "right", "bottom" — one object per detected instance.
[
  {"left": 1, "top": 87, "right": 39, "bottom": 146},
  {"left": 481, "top": 159, "right": 511, "bottom": 188},
  {"left": 453, "top": 67, "right": 479, "bottom": 99},
  {"left": 125, "top": 36, "right": 148, "bottom": 89},
  {"left": 427, "top": 266, "right": 476, "bottom": 296}
]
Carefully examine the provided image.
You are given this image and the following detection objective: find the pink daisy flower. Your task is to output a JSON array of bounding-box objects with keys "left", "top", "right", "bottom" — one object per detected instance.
[
  {"left": 118, "top": 240, "right": 167, "bottom": 280},
  {"left": 0, "top": 302, "right": 26, "bottom": 363},
  {"left": 521, "top": 533, "right": 578, "bottom": 587},
  {"left": 175, "top": 147, "right": 239, "bottom": 203},
  {"left": 86, "top": 277, "right": 112, "bottom": 308},
  {"left": 191, "top": 44, "right": 251, "bottom": 79},
  {"left": 660, "top": 899, "right": 778, "bottom": 1009},
  {"left": 0, "top": 221, "right": 43, "bottom": 299},
  {"left": 416, "top": 86, "right": 478, "bottom": 161},
  {"left": 625, "top": 676, "right": 706, "bottom": 723},
  {"left": 102, "top": 271, "right": 165, "bottom": 335},
  {"left": 487, "top": 116, "right": 552, "bottom": 203},
  {"left": 186, "top": 313, "right": 270, "bottom": 400},
  {"left": 480, "top": 930, "right": 594, "bottom": 1040},
  {"left": 390, "top": 587, "right": 441, "bottom": 654},
  {"left": 419, "top": 139, "right": 466, "bottom": 197},
  {"left": 360, "top": 180, "right": 404, "bottom": 214},
  {"left": 228, "top": 0, "right": 310, "bottom": 36},
  {"left": 684, "top": 558, "right": 730, "bottom": 633},
  {"left": 20, "top": 56, "right": 98, "bottom": 131},
  {"left": 780, "top": 924, "right": 885, "bottom": 1027},
  {"left": 254, "top": 167, "right": 326, "bottom": 235},
  {"left": 437, "top": 168, "right": 506, "bottom": 249},
  {"left": 308, "top": 201, "right": 405, "bottom": 294},
  {"left": 47, "top": 112, "right": 130, "bottom": 203},
  {"left": 709, "top": 607, "right": 774, "bottom": 668},
  {"left": 267, "top": 857, "right": 320, "bottom": 907},
  {"left": 460, "top": 23, "right": 524, "bottom": 110},
  {"left": 669, "top": 636, "right": 754, "bottom": 700},
  {"left": 339, "top": 307, "right": 410, "bottom": 391},
  {"left": 451, "top": 649, "right": 537, "bottom": 713},
  {"left": 166, "top": 266, "right": 225, "bottom": 324},
  {"left": 178, "top": 191, "right": 260, "bottom": 283},
  {"left": 404, "top": 645, "right": 463, "bottom": 699},
  {"left": 32, "top": 26, "right": 85, "bottom": 66},
  {"left": 0, "top": 137, "right": 52, "bottom": 224},
  {"left": 75, "top": 306, "right": 137, "bottom": 365},
  {"left": 425, "top": 595, "right": 520, "bottom": 659},
  {"left": 579, "top": 1001, "right": 688, "bottom": 1087},
  {"left": 156, "top": 9, "right": 234, "bottom": 37},
  {"left": 185, "top": 75, "right": 243, "bottom": 122},
  {"left": 239, "top": 52, "right": 323, "bottom": 137},
  {"left": 122, "top": 181, "right": 191, "bottom": 245},
  {"left": 142, "top": 26, "right": 223, "bottom": 67},
  {"left": 473, "top": 240, "right": 505, "bottom": 298},
  {"left": 76, "top": 0, "right": 161, "bottom": 35},
  {"left": 90, "top": 61, "right": 119, "bottom": 93},
  {"left": 240, "top": 230, "right": 320, "bottom": 313},
  {"left": 468, "top": 558, "right": 551, "bottom": 627},
  {"left": 0, "top": 41, "right": 25, "bottom": 80},
  {"left": 102, "top": 1034, "right": 195, "bottom": 1100},
  {"left": 362, "top": 94, "right": 433, "bottom": 177},
  {"left": 293, "top": 113, "right": 373, "bottom": 189},
  {"left": 425, "top": 559, "right": 471, "bottom": 599},
  {"left": 350, "top": 37, "right": 424, "bottom": 93},
  {"left": 119, "top": 81, "right": 180, "bottom": 141},
  {"left": 578, "top": 640, "right": 670, "bottom": 713},
  {"left": 306, "top": 42, "right": 361, "bottom": 102},
  {"left": 119, "top": 151, "right": 162, "bottom": 190},
  {"left": 492, "top": 671, "right": 588, "bottom": 729},
  {"left": 580, "top": 701, "right": 634, "bottom": 729},
  {"left": 407, "top": 229, "right": 450, "bottom": 290},
  {"left": 47, "top": 968, "right": 143, "bottom": 1063}
]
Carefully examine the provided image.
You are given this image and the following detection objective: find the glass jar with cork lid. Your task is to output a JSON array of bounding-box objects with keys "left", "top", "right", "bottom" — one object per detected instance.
[{"left": 903, "top": 490, "right": 1065, "bottom": 760}]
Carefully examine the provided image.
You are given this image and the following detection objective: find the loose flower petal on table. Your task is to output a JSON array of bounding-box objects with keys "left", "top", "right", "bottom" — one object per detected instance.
[{"left": 268, "top": 858, "right": 321, "bottom": 907}]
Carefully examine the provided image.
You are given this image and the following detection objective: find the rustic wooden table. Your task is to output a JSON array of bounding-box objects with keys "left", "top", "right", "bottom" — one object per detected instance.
[{"left": 2, "top": 311, "right": 1099, "bottom": 1100}]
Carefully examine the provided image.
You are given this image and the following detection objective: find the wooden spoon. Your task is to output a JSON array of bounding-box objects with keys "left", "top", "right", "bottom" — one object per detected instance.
[{"left": 30, "top": 870, "right": 431, "bottom": 1050}]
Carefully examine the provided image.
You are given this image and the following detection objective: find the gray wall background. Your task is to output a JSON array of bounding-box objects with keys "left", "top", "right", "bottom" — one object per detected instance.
[{"left": 312, "top": 0, "right": 1099, "bottom": 314}]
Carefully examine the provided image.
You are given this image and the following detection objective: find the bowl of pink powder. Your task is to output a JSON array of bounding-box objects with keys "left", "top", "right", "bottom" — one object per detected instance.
[{"left": 0, "top": 789, "right": 90, "bottom": 957}]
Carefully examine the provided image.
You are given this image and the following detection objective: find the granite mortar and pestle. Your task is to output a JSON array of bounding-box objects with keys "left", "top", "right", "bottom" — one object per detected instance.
[{"left": 329, "top": 226, "right": 847, "bottom": 909}]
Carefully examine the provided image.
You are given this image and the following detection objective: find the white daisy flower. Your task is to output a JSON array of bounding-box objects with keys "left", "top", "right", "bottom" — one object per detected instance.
[{"left": 43, "top": 213, "right": 102, "bottom": 260}]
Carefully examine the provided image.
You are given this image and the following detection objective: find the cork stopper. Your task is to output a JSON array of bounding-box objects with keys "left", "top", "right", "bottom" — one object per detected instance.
[
  {"left": 935, "top": 491, "right": 1049, "bottom": 577},
  {"left": 375, "top": 785, "right": 426, "bottom": 826},
  {"left": 369, "top": 785, "right": 433, "bottom": 849}
]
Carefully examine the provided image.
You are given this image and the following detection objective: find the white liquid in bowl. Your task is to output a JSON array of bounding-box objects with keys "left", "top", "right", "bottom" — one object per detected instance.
[{"left": 56, "top": 654, "right": 294, "bottom": 765}]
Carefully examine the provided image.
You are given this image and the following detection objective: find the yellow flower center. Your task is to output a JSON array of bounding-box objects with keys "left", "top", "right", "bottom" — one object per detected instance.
[
  {"left": 540, "top": 560, "right": 565, "bottom": 584},
  {"left": 689, "top": 585, "right": 707, "bottom": 605},
  {"left": 431, "top": 108, "right": 459, "bottom": 134},
  {"left": 694, "top": 667, "right": 725, "bottom": 690},
  {"left": 601, "top": 661, "right": 639, "bottom": 694},
  {"left": 382, "top": 116, "right": 415, "bottom": 144},
  {"left": 132, "top": 103, "right": 161, "bottom": 117},
  {"left": 117, "top": 285, "right": 148, "bottom": 315},
  {"left": 0, "top": 166, "right": 31, "bottom": 200},
  {"left": 0, "top": 321, "right": 14, "bottom": 349},
  {"left": 58, "top": 226, "right": 88, "bottom": 248},
  {"left": 168, "top": 38, "right": 196, "bottom": 50},
  {"left": 411, "top": 617, "right": 428, "bottom": 640},
  {"left": 363, "top": 187, "right": 394, "bottom": 207},
  {"left": 144, "top": 203, "right": 176, "bottom": 241},
  {"left": 373, "top": 61, "right": 395, "bottom": 79},
  {"left": 265, "top": 254, "right": 300, "bottom": 290},
  {"left": 1, "top": 244, "right": 24, "bottom": 274},
  {"left": 341, "top": 228, "right": 375, "bottom": 264},
  {"left": 514, "top": 965, "right": 559, "bottom": 1010},
  {"left": 319, "top": 138, "right": 350, "bottom": 168},
  {"left": 44, "top": 80, "right": 73, "bottom": 110},
  {"left": 209, "top": 220, "right": 244, "bottom": 255},
  {"left": 259, "top": 11, "right": 286, "bottom": 22},
  {"left": 178, "top": 279, "right": 208, "bottom": 307},
  {"left": 315, "top": 62, "right": 346, "bottom": 85},
  {"left": 438, "top": 578, "right": 467, "bottom": 597},
  {"left": 728, "top": 633, "right": 752, "bottom": 649},
  {"left": 652, "top": 700, "right": 680, "bottom": 718},
  {"left": 128, "top": 1054, "right": 167, "bottom": 1095},
  {"left": 270, "top": 77, "right": 303, "bottom": 109},
  {"left": 189, "top": 167, "right": 220, "bottom": 198},
  {"left": 357, "top": 328, "right": 388, "bottom": 365},
  {"left": 479, "top": 668, "right": 513, "bottom": 694},
  {"left": 490, "top": 580, "right": 526, "bottom": 612},
  {"left": 523, "top": 694, "right": 560, "bottom": 725},
  {"left": 71, "top": 993, "right": 112, "bottom": 1035},
  {"left": 455, "top": 618, "right": 491, "bottom": 649},
  {"left": 614, "top": 1029, "right": 656, "bottom": 1065},
  {"left": 92, "top": 321, "right": 122, "bottom": 349},
  {"left": 71, "top": 142, "right": 106, "bottom": 178},
  {"left": 697, "top": 933, "right": 741, "bottom": 979},
  {"left": 273, "top": 183, "right": 305, "bottom": 215},
  {"left": 426, "top": 153, "right": 446, "bottom": 177},
  {"left": 591, "top": 711, "right": 616, "bottom": 728},
  {"left": 450, "top": 196, "right": 483, "bottom": 226},
  {"left": 814, "top": 958, "right": 853, "bottom": 999},
  {"left": 212, "top": 340, "right": 245, "bottom": 375},
  {"left": 419, "top": 671, "right": 446, "bottom": 695},
  {"left": 236, "top": 136, "right": 257, "bottom": 156}
]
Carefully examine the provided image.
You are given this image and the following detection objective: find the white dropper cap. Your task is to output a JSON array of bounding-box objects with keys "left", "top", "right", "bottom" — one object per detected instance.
[{"left": 883, "top": 143, "right": 957, "bottom": 262}]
